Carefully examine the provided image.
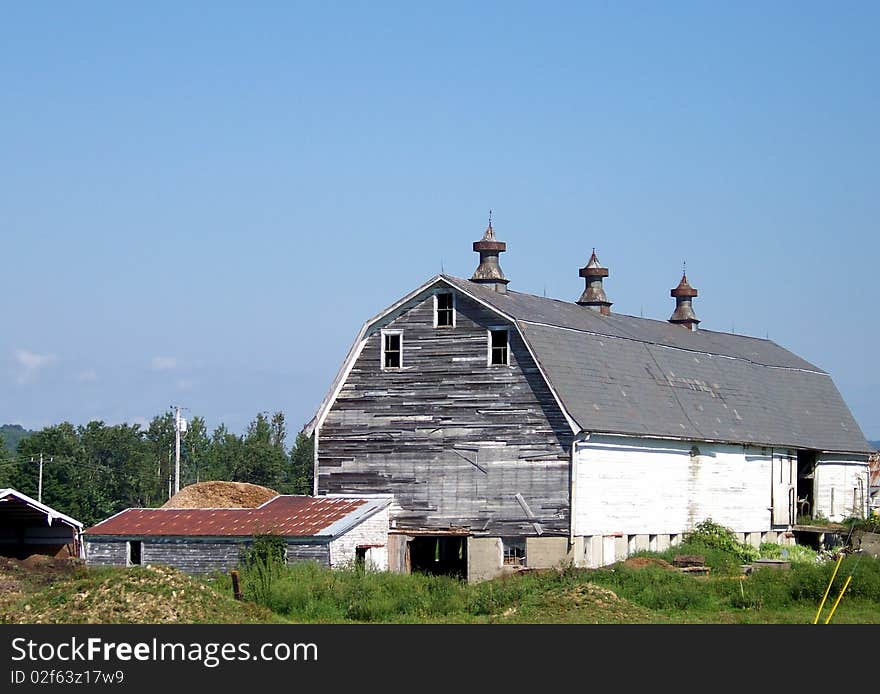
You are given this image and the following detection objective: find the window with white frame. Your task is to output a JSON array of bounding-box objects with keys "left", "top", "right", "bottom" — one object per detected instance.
[
  {"left": 435, "top": 292, "right": 455, "bottom": 328},
  {"left": 381, "top": 330, "right": 402, "bottom": 369},
  {"left": 488, "top": 328, "right": 509, "bottom": 365}
]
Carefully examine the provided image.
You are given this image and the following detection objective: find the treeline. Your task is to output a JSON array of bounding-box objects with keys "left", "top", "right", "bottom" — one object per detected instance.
[{"left": 0, "top": 411, "right": 313, "bottom": 528}]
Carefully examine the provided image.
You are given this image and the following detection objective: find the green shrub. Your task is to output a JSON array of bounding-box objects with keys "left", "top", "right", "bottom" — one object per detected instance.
[
  {"left": 684, "top": 519, "right": 759, "bottom": 564},
  {"left": 239, "top": 534, "right": 287, "bottom": 606}
]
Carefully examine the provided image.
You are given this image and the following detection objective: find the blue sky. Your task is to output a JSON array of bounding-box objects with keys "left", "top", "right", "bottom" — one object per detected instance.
[{"left": 2, "top": 3, "right": 878, "bottom": 443}]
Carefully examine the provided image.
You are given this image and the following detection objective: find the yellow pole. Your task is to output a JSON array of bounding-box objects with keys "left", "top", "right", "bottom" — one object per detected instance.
[
  {"left": 813, "top": 554, "right": 843, "bottom": 624},
  {"left": 824, "top": 575, "right": 853, "bottom": 624}
]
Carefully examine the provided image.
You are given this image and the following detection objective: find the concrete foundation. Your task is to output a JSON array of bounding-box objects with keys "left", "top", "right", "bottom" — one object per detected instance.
[
  {"left": 467, "top": 537, "right": 503, "bottom": 583},
  {"left": 525, "top": 536, "right": 570, "bottom": 569}
]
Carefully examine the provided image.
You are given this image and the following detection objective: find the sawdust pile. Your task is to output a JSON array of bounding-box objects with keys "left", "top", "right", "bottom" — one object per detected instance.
[
  {"left": 1, "top": 564, "right": 277, "bottom": 624},
  {"left": 162, "top": 481, "right": 278, "bottom": 509}
]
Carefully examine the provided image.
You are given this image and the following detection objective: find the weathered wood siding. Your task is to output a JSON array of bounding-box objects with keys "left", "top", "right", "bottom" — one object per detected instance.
[
  {"left": 573, "top": 435, "right": 781, "bottom": 536},
  {"left": 328, "top": 506, "right": 389, "bottom": 569},
  {"left": 318, "top": 288, "right": 573, "bottom": 535},
  {"left": 85, "top": 539, "right": 127, "bottom": 566},
  {"left": 143, "top": 540, "right": 243, "bottom": 573},
  {"left": 86, "top": 538, "right": 331, "bottom": 573},
  {"left": 814, "top": 454, "right": 870, "bottom": 522},
  {"left": 286, "top": 542, "right": 330, "bottom": 567}
]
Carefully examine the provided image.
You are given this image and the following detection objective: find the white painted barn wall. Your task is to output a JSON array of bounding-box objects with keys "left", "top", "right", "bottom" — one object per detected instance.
[
  {"left": 573, "top": 435, "right": 780, "bottom": 536},
  {"left": 328, "top": 506, "right": 390, "bottom": 570},
  {"left": 814, "top": 455, "right": 870, "bottom": 522}
]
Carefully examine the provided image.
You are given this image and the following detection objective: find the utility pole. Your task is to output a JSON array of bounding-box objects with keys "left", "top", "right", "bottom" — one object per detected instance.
[
  {"left": 174, "top": 405, "right": 182, "bottom": 495},
  {"left": 32, "top": 452, "right": 53, "bottom": 503},
  {"left": 172, "top": 405, "right": 188, "bottom": 495}
]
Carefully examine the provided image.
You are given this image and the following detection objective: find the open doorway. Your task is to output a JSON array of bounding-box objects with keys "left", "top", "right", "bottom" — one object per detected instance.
[
  {"left": 796, "top": 450, "right": 817, "bottom": 522},
  {"left": 408, "top": 536, "right": 467, "bottom": 578},
  {"left": 127, "top": 540, "right": 142, "bottom": 566}
]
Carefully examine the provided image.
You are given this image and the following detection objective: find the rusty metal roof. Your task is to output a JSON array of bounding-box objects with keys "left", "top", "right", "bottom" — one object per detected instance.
[{"left": 84, "top": 495, "right": 389, "bottom": 538}]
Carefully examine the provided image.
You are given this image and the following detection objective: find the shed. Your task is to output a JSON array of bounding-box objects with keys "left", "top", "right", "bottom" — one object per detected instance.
[
  {"left": 0, "top": 488, "right": 84, "bottom": 559},
  {"left": 83, "top": 494, "right": 391, "bottom": 574}
]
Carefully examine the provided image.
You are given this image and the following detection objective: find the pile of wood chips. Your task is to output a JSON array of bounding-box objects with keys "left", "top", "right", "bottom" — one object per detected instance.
[{"left": 161, "top": 481, "right": 279, "bottom": 509}]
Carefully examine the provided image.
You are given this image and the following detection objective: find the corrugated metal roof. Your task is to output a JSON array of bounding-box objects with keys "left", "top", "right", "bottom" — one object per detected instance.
[
  {"left": 84, "top": 495, "right": 386, "bottom": 538},
  {"left": 440, "top": 275, "right": 872, "bottom": 454}
]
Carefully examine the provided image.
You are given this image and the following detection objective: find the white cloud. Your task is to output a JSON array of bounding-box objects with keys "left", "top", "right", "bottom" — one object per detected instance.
[
  {"left": 75, "top": 369, "right": 98, "bottom": 382},
  {"left": 151, "top": 356, "right": 177, "bottom": 371},
  {"left": 14, "top": 349, "right": 57, "bottom": 384}
]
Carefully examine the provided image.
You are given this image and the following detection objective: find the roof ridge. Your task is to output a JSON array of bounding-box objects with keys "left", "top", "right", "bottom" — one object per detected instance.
[
  {"left": 442, "top": 273, "right": 776, "bottom": 343},
  {"left": 517, "top": 319, "right": 827, "bottom": 375}
]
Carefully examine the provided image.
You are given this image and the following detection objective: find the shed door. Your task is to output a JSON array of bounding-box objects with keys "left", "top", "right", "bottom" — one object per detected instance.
[{"left": 772, "top": 454, "right": 796, "bottom": 525}]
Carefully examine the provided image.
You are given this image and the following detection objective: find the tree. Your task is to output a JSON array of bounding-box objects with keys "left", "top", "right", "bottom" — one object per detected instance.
[
  {"left": 145, "top": 412, "right": 177, "bottom": 503},
  {"left": 287, "top": 432, "right": 314, "bottom": 496},
  {"left": 210, "top": 423, "right": 244, "bottom": 482},
  {"left": 182, "top": 415, "right": 211, "bottom": 485},
  {"left": 0, "top": 435, "right": 12, "bottom": 489},
  {"left": 239, "top": 412, "right": 288, "bottom": 488}
]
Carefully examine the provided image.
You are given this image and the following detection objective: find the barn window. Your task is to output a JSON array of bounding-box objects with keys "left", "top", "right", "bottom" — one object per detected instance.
[
  {"left": 502, "top": 538, "right": 526, "bottom": 566},
  {"left": 127, "top": 540, "right": 142, "bottom": 566},
  {"left": 435, "top": 292, "right": 455, "bottom": 327},
  {"left": 381, "top": 330, "right": 402, "bottom": 369},
  {"left": 489, "top": 329, "right": 509, "bottom": 365}
]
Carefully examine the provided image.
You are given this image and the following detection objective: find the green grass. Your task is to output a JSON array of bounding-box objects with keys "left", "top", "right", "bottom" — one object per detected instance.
[
  {"left": 7, "top": 544, "right": 879, "bottom": 624},
  {"left": 203, "top": 551, "right": 880, "bottom": 624}
]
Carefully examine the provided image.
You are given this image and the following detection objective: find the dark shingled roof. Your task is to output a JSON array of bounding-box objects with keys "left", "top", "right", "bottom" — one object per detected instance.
[
  {"left": 84, "top": 496, "right": 388, "bottom": 538},
  {"left": 441, "top": 275, "right": 871, "bottom": 454}
]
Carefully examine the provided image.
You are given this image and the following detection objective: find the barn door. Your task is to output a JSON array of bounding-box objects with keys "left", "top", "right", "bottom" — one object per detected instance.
[{"left": 772, "top": 453, "right": 796, "bottom": 525}]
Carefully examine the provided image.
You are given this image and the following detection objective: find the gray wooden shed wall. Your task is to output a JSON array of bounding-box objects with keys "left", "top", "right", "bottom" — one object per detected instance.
[
  {"left": 85, "top": 538, "right": 330, "bottom": 573},
  {"left": 317, "top": 290, "right": 573, "bottom": 535}
]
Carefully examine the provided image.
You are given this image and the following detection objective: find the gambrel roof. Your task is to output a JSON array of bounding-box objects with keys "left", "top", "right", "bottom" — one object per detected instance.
[{"left": 306, "top": 275, "right": 872, "bottom": 455}]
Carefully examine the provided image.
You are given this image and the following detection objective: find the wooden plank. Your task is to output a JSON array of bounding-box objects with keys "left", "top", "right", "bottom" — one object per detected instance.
[{"left": 318, "top": 289, "right": 573, "bottom": 536}]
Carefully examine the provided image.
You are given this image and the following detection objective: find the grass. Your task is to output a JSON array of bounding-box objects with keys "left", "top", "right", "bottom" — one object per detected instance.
[
  {"left": 5, "top": 540, "right": 879, "bottom": 624},
  {"left": 203, "top": 549, "right": 880, "bottom": 624}
]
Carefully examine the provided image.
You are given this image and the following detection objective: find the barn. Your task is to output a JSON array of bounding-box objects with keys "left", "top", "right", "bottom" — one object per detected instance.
[
  {"left": 305, "top": 221, "right": 873, "bottom": 582},
  {"left": 0, "top": 488, "right": 84, "bottom": 559},
  {"left": 83, "top": 494, "right": 390, "bottom": 574}
]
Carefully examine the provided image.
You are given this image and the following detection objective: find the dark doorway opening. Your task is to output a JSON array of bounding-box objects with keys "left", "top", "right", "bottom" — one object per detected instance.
[
  {"left": 796, "top": 451, "right": 817, "bottom": 522},
  {"left": 408, "top": 536, "right": 467, "bottom": 578},
  {"left": 127, "top": 540, "right": 142, "bottom": 566},
  {"left": 355, "top": 546, "right": 367, "bottom": 572}
]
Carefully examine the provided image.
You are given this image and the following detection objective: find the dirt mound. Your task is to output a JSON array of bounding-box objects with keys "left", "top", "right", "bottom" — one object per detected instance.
[
  {"left": 162, "top": 481, "right": 278, "bottom": 509},
  {"left": 622, "top": 557, "right": 675, "bottom": 570},
  {"left": 1, "top": 565, "right": 279, "bottom": 624}
]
